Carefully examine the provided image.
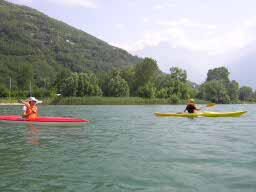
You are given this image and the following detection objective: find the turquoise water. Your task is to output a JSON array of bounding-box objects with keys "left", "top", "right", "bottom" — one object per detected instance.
[{"left": 0, "top": 104, "right": 255, "bottom": 192}]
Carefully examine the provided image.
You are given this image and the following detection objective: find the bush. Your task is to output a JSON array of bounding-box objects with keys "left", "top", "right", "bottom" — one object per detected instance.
[
  {"left": 138, "top": 83, "right": 156, "bottom": 98},
  {"left": 0, "top": 84, "right": 8, "bottom": 97},
  {"left": 168, "top": 95, "right": 180, "bottom": 104}
]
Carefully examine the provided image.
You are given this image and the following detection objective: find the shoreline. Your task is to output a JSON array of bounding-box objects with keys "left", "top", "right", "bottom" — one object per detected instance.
[
  {"left": 0, "top": 103, "right": 253, "bottom": 106},
  {"left": 0, "top": 97, "right": 253, "bottom": 105},
  {"left": 0, "top": 103, "right": 23, "bottom": 106}
]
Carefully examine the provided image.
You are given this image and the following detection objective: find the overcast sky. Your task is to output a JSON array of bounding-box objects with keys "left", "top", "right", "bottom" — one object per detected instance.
[{"left": 6, "top": 0, "right": 256, "bottom": 85}]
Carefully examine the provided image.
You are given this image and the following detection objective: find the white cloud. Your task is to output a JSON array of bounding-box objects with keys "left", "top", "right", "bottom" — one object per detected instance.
[
  {"left": 156, "top": 18, "right": 217, "bottom": 29},
  {"left": 153, "top": 2, "right": 176, "bottom": 9},
  {"left": 111, "top": 31, "right": 166, "bottom": 52},
  {"left": 111, "top": 18, "right": 256, "bottom": 55},
  {"left": 116, "top": 24, "right": 125, "bottom": 30},
  {"left": 142, "top": 17, "right": 150, "bottom": 23}
]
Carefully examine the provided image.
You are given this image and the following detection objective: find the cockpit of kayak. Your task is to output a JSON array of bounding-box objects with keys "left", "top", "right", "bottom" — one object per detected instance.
[
  {"left": 155, "top": 111, "right": 247, "bottom": 118},
  {"left": 0, "top": 116, "right": 89, "bottom": 126}
]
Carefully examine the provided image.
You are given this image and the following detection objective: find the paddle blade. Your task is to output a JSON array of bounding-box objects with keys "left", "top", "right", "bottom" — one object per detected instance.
[{"left": 206, "top": 103, "right": 216, "bottom": 108}]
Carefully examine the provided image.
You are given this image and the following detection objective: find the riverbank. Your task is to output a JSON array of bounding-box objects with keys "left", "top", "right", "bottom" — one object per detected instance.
[
  {"left": 0, "top": 103, "right": 23, "bottom": 106},
  {"left": 0, "top": 97, "right": 210, "bottom": 105}
]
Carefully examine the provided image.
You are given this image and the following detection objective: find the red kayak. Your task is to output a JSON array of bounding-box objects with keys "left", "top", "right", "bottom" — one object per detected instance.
[{"left": 0, "top": 116, "right": 89, "bottom": 126}]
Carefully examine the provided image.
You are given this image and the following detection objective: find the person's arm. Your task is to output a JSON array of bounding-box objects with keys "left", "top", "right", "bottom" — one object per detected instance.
[
  {"left": 184, "top": 106, "right": 188, "bottom": 113},
  {"left": 22, "top": 111, "right": 36, "bottom": 118},
  {"left": 22, "top": 112, "right": 30, "bottom": 118},
  {"left": 22, "top": 106, "right": 30, "bottom": 118},
  {"left": 196, "top": 107, "right": 202, "bottom": 111}
]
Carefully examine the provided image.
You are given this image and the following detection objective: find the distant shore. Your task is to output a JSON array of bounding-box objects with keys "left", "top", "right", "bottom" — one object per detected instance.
[
  {"left": 0, "top": 103, "right": 23, "bottom": 106},
  {"left": 0, "top": 97, "right": 210, "bottom": 105},
  {"left": 0, "top": 97, "right": 252, "bottom": 105}
]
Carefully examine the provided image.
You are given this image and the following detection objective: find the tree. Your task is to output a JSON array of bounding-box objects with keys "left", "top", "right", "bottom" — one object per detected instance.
[
  {"left": 239, "top": 86, "right": 254, "bottom": 101},
  {"left": 75, "top": 73, "right": 102, "bottom": 96},
  {"left": 87, "top": 74, "right": 102, "bottom": 96},
  {"left": 138, "top": 82, "right": 156, "bottom": 98},
  {"left": 154, "top": 67, "right": 189, "bottom": 99},
  {"left": 108, "top": 74, "right": 129, "bottom": 97},
  {"left": 227, "top": 80, "right": 240, "bottom": 102},
  {"left": 120, "top": 66, "right": 135, "bottom": 91},
  {"left": 206, "top": 67, "right": 230, "bottom": 83},
  {"left": 156, "top": 88, "right": 169, "bottom": 98},
  {"left": 77, "top": 73, "right": 88, "bottom": 97},
  {"left": 54, "top": 69, "right": 72, "bottom": 92},
  {"left": 133, "top": 58, "right": 159, "bottom": 94},
  {"left": 0, "top": 84, "right": 8, "bottom": 97},
  {"left": 60, "top": 73, "right": 79, "bottom": 96},
  {"left": 170, "top": 67, "right": 187, "bottom": 83},
  {"left": 199, "top": 80, "right": 230, "bottom": 103},
  {"left": 16, "top": 63, "right": 34, "bottom": 91}
]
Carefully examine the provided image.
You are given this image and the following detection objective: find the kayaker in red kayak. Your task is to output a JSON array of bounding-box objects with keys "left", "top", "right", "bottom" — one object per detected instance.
[
  {"left": 184, "top": 99, "right": 202, "bottom": 113},
  {"left": 22, "top": 97, "right": 39, "bottom": 120}
]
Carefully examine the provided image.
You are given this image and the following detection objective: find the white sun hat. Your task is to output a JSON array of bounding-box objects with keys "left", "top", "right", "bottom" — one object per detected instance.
[{"left": 28, "top": 97, "right": 38, "bottom": 102}]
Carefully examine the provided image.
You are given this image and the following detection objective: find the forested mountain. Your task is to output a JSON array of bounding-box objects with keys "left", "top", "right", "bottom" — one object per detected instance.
[{"left": 0, "top": 0, "right": 142, "bottom": 90}]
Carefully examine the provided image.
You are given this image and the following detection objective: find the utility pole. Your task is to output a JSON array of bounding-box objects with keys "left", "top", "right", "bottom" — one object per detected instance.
[
  {"left": 9, "top": 77, "right": 11, "bottom": 99},
  {"left": 30, "top": 81, "right": 32, "bottom": 97}
]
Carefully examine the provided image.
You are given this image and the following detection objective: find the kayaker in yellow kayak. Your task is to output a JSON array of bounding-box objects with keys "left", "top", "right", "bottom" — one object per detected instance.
[
  {"left": 184, "top": 99, "right": 202, "bottom": 114},
  {"left": 22, "top": 97, "right": 39, "bottom": 120}
]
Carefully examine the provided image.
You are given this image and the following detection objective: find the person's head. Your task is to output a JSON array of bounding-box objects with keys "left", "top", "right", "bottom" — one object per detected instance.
[
  {"left": 190, "top": 99, "right": 195, "bottom": 103},
  {"left": 28, "top": 97, "right": 38, "bottom": 105}
]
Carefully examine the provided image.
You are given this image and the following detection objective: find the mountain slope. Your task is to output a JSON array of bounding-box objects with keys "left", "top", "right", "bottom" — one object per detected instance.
[{"left": 0, "top": 0, "right": 142, "bottom": 89}]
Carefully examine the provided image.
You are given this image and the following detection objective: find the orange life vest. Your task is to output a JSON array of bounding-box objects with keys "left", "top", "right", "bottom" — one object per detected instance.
[
  {"left": 25, "top": 102, "right": 38, "bottom": 120},
  {"left": 187, "top": 103, "right": 195, "bottom": 107},
  {"left": 186, "top": 103, "right": 197, "bottom": 113}
]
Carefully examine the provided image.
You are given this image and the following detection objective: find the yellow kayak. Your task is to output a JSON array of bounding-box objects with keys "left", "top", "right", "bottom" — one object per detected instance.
[{"left": 155, "top": 111, "right": 247, "bottom": 118}]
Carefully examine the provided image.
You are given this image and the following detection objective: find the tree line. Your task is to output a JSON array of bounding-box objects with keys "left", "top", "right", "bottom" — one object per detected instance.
[{"left": 0, "top": 57, "right": 255, "bottom": 103}]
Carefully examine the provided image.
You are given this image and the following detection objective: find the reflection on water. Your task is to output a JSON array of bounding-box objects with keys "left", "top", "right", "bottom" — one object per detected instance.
[{"left": 26, "top": 125, "right": 40, "bottom": 146}]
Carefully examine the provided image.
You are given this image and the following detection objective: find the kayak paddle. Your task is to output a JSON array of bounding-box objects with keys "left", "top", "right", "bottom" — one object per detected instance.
[
  {"left": 19, "top": 100, "right": 39, "bottom": 117},
  {"left": 201, "top": 103, "right": 216, "bottom": 110}
]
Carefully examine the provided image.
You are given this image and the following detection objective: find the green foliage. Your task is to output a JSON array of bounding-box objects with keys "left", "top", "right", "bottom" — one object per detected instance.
[
  {"left": 0, "top": 84, "right": 8, "bottom": 97},
  {"left": 154, "top": 67, "right": 189, "bottom": 99},
  {"left": 170, "top": 67, "right": 187, "bottom": 83},
  {"left": 54, "top": 68, "right": 72, "bottom": 92},
  {"left": 120, "top": 66, "right": 135, "bottom": 90},
  {"left": 168, "top": 95, "right": 180, "bottom": 104},
  {"left": 107, "top": 74, "right": 130, "bottom": 97},
  {"left": 199, "top": 80, "right": 230, "bottom": 104},
  {"left": 60, "top": 73, "right": 79, "bottom": 97},
  {"left": 47, "top": 96, "right": 171, "bottom": 105},
  {"left": 206, "top": 66, "right": 230, "bottom": 82},
  {"left": 0, "top": 0, "right": 142, "bottom": 91},
  {"left": 226, "top": 80, "right": 240, "bottom": 102},
  {"left": 133, "top": 58, "right": 159, "bottom": 94},
  {"left": 138, "top": 82, "right": 156, "bottom": 98},
  {"left": 59, "top": 73, "right": 102, "bottom": 97},
  {"left": 156, "top": 88, "right": 169, "bottom": 98},
  {"left": 199, "top": 67, "right": 242, "bottom": 104},
  {"left": 33, "top": 87, "right": 52, "bottom": 98},
  {"left": 239, "top": 86, "right": 254, "bottom": 101}
]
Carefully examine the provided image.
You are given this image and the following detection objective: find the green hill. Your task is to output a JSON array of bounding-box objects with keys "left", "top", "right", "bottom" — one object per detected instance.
[{"left": 0, "top": 0, "right": 142, "bottom": 90}]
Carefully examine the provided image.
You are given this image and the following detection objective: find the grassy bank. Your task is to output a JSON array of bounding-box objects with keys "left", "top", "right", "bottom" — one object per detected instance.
[
  {"left": 0, "top": 97, "right": 211, "bottom": 105},
  {"left": 43, "top": 97, "right": 210, "bottom": 105},
  {"left": 0, "top": 99, "right": 21, "bottom": 105}
]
